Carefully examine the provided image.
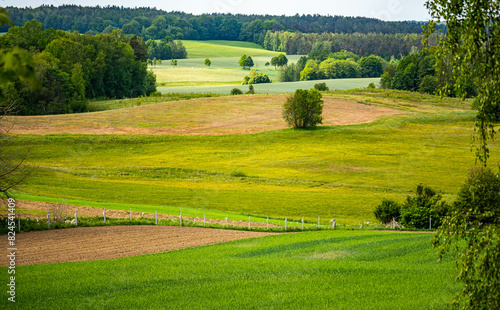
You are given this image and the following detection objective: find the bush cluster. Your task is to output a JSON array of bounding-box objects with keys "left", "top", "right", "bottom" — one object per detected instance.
[{"left": 374, "top": 184, "right": 449, "bottom": 229}]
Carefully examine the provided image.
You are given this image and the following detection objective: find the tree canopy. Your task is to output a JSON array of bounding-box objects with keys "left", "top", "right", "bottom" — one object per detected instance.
[
  {"left": 282, "top": 89, "right": 323, "bottom": 129},
  {"left": 238, "top": 54, "right": 254, "bottom": 70},
  {"left": 0, "top": 20, "right": 156, "bottom": 115},
  {"left": 425, "top": 0, "right": 500, "bottom": 308}
]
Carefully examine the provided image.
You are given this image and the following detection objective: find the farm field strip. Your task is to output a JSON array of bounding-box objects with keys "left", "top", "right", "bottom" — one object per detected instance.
[
  {"left": 3, "top": 226, "right": 274, "bottom": 266},
  {"left": 157, "top": 77, "right": 381, "bottom": 94},
  {"left": 0, "top": 230, "right": 459, "bottom": 309},
  {"left": 181, "top": 40, "right": 283, "bottom": 58}
]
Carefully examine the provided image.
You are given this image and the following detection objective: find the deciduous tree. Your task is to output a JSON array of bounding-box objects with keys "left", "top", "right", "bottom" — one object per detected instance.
[
  {"left": 425, "top": 0, "right": 500, "bottom": 308},
  {"left": 282, "top": 88, "right": 323, "bottom": 129}
]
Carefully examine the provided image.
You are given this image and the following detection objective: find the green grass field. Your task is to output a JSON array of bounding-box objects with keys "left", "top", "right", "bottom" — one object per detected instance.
[
  {"left": 152, "top": 56, "right": 303, "bottom": 87},
  {"left": 151, "top": 40, "right": 304, "bottom": 87},
  {"left": 157, "top": 78, "right": 380, "bottom": 94},
  {"left": 181, "top": 40, "right": 282, "bottom": 58},
  {"left": 6, "top": 90, "right": 495, "bottom": 225},
  {"left": 0, "top": 230, "right": 458, "bottom": 309}
]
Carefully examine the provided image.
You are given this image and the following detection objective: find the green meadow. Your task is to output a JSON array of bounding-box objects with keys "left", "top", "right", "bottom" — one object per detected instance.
[
  {"left": 1, "top": 231, "right": 458, "bottom": 310},
  {"left": 0, "top": 39, "right": 485, "bottom": 309},
  {"left": 156, "top": 78, "right": 380, "bottom": 94},
  {"left": 152, "top": 55, "right": 304, "bottom": 88},
  {"left": 7, "top": 90, "right": 495, "bottom": 224},
  {"left": 182, "top": 40, "right": 282, "bottom": 58}
]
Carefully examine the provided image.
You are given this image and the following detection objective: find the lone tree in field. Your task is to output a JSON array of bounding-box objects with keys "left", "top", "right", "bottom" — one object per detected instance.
[
  {"left": 282, "top": 89, "right": 323, "bottom": 129},
  {"left": 204, "top": 58, "right": 211, "bottom": 67},
  {"left": 425, "top": 0, "right": 500, "bottom": 309},
  {"left": 238, "top": 54, "right": 254, "bottom": 70}
]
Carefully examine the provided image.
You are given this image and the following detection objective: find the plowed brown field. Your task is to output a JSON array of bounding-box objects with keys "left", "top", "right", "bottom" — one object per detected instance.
[{"left": 1, "top": 226, "right": 273, "bottom": 266}]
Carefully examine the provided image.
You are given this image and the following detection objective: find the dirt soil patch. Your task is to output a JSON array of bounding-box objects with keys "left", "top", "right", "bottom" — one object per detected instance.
[
  {"left": 1, "top": 225, "right": 273, "bottom": 266},
  {"left": 7, "top": 95, "right": 404, "bottom": 135}
]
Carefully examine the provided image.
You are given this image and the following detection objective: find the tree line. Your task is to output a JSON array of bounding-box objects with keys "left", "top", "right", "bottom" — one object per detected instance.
[
  {"left": 2, "top": 5, "right": 442, "bottom": 48},
  {"left": 0, "top": 20, "right": 156, "bottom": 115},
  {"left": 278, "top": 50, "right": 384, "bottom": 83},
  {"left": 263, "top": 31, "right": 435, "bottom": 58}
]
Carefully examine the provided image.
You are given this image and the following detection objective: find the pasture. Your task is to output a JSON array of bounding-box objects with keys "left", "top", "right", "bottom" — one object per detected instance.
[
  {"left": 156, "top": 77, "right": 381, "bottom": 94},
  {"left": 5, "top": 90, "right": 495, "bottom": 225},
  {"left": 0, "top": 230, "right": 458, "bottom": 309},
  {"left": 181, "top": 40, "right": 282, "bottom": 58},
  {"left": 152, "top": 55, "right": 304, "bottom": 87}
]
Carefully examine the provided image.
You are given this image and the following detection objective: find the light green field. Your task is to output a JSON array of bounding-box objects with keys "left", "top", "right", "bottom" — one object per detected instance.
[
  {"left": 152, "top": 56, "right": 303, "bottom": 87},
  {"left": 0, "top": 230, "right": 458, "bottom": 309},
  {"left": 152, "top": 40, "right": 304, "bottom": 87},
  {"left": 182, "top": 40, "right": 282, "bottom": 58},
  {"left": 157, "top": 78, "right": 380, "bottom": 93}
]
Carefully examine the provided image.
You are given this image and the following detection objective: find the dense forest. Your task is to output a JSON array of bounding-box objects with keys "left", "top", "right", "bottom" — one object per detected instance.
[
  {"left": 0, "top": 20, "right": 156, "bottom": 115},
  {"left": 2, "top": 5, "right": 443, "bottom": 58}
]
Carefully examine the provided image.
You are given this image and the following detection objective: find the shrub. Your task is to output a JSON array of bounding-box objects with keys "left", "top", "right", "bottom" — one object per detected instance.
[
  {"left": 419, "top": 75, "right": 438, "bottom": 94},
  {"left": 379, "top": 72, "right": 393, "bottom": 89},
  {"left": 230, "top": 88, "right": 243, "bottom": 95},
  {"left": 453, "top": 167, "right": 500, "bottom": 221},
  {"left": 374, "top": 199, "right": 401, "bottom": 224},
  {"left": 314, "top": 82, "right": 329, "bottom": 91},
  {"left": 400, "top": 184, "right": 449, "bottom": 229},
  {"left": 247, "top": 85, "right": 255, "bottom": 94},
  {"left": 367, "top": 82, "right": 376, "bottom": 89},
  {"left": 242, "top": 71, "right": 271, "bottom": 85},
  {"left": 149, "top": 91, "right": 162, "bottom": 97}
]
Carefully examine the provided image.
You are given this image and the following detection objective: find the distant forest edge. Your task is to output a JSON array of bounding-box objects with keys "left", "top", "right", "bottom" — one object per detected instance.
[{"left": 3, "top": 5, "right": 443, "bottom": 58}]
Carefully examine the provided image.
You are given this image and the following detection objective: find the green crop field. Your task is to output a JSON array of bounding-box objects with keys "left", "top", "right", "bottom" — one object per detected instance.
[
  {"left": 157, "top": 78, "right": 380, "bottom": 93},
  {"left": 182, "top": 40, "right": 282, "bottom": 58},
  {"left": 152, "top": 56, "right": 303, "bottom": 87},
  {"left": 0, "top": 230, "right": 458, "bottom": 310},
  {"left": 150, "top": 40, "right": 304, "bottom": 87}
]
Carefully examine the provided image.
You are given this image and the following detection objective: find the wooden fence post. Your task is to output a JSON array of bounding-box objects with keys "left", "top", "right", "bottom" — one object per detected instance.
[
  {"left": 155, "top": 211, "right": 157, "bottom": 225},
  {"left": 302, "top": 217, "right": 304, "bottom": 230},
  {"left": 103, "top": 209, "right": 106, "bottom": 223},
  {"left": 285, "top": 217, "right": 287, "bottom": 231},
  {"left": 47, "top": 211, "right": 50, "bottom": 228},
  {"left": 248, "top": 216, "right": 251, "bottom": 230}
]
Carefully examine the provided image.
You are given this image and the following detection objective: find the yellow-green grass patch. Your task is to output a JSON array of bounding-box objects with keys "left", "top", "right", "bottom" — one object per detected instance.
[{"left": 182, "top": 40, "right": 281, "bottom": 58}]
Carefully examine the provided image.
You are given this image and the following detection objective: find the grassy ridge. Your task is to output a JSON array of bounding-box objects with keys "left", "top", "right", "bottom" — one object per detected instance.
[{"left": 1, "top": 230, "right": 458, "bottom": 309}]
